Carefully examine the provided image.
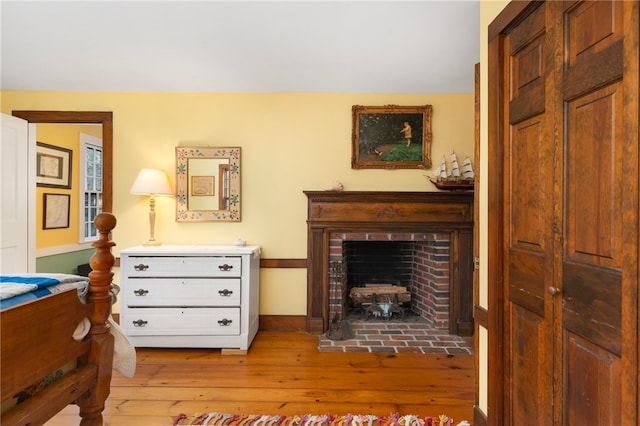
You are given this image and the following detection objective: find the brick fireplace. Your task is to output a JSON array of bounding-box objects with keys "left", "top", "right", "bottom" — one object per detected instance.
[
  {"left": 305, "top": 191, "right": 474, "bottom": 336},
  {"left": 329, "top": 232, "right": 452, "bottom": 329}
]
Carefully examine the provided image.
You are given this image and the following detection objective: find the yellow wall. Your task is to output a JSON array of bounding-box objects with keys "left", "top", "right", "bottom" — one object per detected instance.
[
  {"left": 478, "top": 0, "right": 511, "bottom": 417},
  {"left": 1, "top": 91, "right": 474, "bottom": 315},
  {"left": 35, "top": 123, "right": 102, "bottom": 248}
]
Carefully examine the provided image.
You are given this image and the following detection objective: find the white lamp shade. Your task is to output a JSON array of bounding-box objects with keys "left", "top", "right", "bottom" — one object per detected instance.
[{"left": 130, "top": 168, "right": 173, "bottom": 196}]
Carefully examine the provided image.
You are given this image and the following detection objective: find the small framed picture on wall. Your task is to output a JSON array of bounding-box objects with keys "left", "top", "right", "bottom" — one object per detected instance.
[
  {"left": 191, "top": 175, "right": 215, "bottom": 196},
  {"left": 36, "top": 142, "right": 72, "bottom": 189},
  {"left": 43, "top": 193, "right": 70, "bottom": 229}
]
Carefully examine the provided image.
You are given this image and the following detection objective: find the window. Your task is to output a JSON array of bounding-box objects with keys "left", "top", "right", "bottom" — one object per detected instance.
[{"left": 79, "top": 133, "right": 102, "bottom": 242}]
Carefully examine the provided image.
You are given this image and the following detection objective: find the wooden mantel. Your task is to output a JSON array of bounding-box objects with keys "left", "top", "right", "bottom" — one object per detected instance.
[{"left": 304, "top": 191, "right": 474, "bottom": 336}]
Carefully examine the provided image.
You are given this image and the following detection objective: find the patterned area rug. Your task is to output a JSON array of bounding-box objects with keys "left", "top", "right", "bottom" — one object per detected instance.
[{"left": 173, "top": 412, "right": 465, "bottom": 426}]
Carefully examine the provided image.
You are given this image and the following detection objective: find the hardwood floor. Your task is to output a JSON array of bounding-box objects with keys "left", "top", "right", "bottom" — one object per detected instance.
[{"left": 45, "top": 332, "right": 474, "bottom": 425}]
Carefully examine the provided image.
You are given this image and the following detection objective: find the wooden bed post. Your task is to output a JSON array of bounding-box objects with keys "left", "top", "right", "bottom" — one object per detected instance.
[{"left": 77, "top": 212, "right": 117, "bottom": 426}]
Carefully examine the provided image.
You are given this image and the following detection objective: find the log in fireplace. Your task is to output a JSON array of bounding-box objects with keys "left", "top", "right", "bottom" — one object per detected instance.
[{"left": 305, "top": 191, "right": 474, "bottom": 336}]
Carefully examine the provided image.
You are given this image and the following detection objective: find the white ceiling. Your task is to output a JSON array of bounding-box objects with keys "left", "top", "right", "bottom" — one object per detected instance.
[{"left": 0, "top": 1, "right": 480, "bottom": 94}]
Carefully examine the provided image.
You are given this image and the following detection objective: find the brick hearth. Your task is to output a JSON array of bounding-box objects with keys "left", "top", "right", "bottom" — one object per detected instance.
[{"left": 318, "top": 318, "right": 473, "bottom": 354}]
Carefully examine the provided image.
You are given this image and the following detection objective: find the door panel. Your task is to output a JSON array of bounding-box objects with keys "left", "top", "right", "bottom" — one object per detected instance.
[
  {"left": 560, "top": 1, "right": 624, "bottom": 421},
  {"left": 509, "top": 305, "right": 548, "bottom": 424},
  {"left": 508, "top": 4, "right": 545, "bottom": 123},
  {"left": 509, "top": 117, "right": 547, "bottom": 253},
  {"left": 565, "top": 333, "right": 622, "bottom": 425},
  {"left": 565, "top": 84, "right": 622, "bottom": 269},
  {"left": 565, "top": 1, "right": 622, "bottom": 68},
  {"left": 562, "top": 263, "right": 621, "bottom": 355},
  {"left": 507, "top": 116, "right": 548, "bottom": 318},
  {"left": 508, "top": 250, "right": 544, "bottom": 316}
]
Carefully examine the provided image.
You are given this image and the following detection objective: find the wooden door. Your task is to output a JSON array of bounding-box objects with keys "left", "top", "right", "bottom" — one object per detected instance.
[
  {"left": 501, "top": 3, "right": 555, "bottom": 423},
  {"left": 557, "top": 1, "right": 636, "bottom": 424},
  {"left": 488, "top": 1, "right": 638, "bottom": 425}
]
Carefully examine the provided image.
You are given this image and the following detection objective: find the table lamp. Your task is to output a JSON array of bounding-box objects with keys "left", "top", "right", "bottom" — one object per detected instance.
[{"left": 130, "top": 168, "right": 173, "bottom": 246}]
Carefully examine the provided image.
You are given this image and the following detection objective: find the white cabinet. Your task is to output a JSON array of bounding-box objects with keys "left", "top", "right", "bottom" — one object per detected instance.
[{"left": 120, "top": 245, "right": 260, "bottom": 350}]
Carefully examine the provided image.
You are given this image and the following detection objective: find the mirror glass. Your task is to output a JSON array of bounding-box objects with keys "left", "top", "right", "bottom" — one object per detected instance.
[{"left": 176, "top": 146, "right": 240, "bottom": 222}]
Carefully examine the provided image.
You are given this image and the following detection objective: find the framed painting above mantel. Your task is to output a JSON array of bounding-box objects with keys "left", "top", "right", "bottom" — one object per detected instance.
[{"left": 351, "top": 104, "right": 432, "bottom": 169}]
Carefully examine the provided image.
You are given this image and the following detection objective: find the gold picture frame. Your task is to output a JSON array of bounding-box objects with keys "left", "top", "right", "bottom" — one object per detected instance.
[{"left": 351, "top": 105, "right": 432, "bottom": 169}]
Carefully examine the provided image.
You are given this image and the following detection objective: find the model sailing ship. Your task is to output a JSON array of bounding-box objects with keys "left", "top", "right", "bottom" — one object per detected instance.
[{"left": 427, "top": 151, "right": 475, "bottom": 190}]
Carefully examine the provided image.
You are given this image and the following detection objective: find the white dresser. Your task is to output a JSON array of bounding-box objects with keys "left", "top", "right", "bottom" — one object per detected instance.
[{"left": 120, "top": 245, "right": 260, "bottom": 351}]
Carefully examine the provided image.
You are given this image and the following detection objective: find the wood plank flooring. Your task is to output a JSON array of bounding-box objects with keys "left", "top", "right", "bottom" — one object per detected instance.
[{"left": 45, "top": 332, "right": 475, "bottom": 425}]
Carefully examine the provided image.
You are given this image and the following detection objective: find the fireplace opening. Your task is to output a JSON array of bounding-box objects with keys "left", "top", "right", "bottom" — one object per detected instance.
[
  {"left": 329, "top": 232, "right": 451, "bottom": 331},
  {"left": 345, "top": 241, "right": 414, "bottom": 288},
  {"left": 343, "top": 241, "right": 413, "bottom": 319}
]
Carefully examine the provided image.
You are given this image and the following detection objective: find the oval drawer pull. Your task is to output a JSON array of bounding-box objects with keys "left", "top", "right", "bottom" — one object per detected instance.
[
  {"left": 132, "top": 319, "right": 148, "bottom": 327},
  {"left": 134, "top": 289, "right": 149, "bottom": 296},
  {"left": 218, "top": 289, "right": 233, "bottom": 297},
  {"left": 134, "top": 264, "right": 149, "bottom": 271},
  {"left": 218, "top": 264, "right": 233, "bottom": 271},
  {"left": 217, "top": 318, "right": 233, "bottom": 326}
]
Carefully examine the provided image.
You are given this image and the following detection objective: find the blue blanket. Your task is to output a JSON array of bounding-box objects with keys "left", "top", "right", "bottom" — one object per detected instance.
[{"left": 0, "top": 274, "right": 89, "bottom": 310}]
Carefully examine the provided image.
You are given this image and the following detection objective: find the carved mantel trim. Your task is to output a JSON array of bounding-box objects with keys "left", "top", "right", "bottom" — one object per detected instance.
[{"left": 304, "top": 191, "right": 474, "bottom": 336}]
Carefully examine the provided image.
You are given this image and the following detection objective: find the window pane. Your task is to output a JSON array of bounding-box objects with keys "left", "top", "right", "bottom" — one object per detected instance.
[
  {"left": 81, "top": 140, "right": 103, "bottom": 242},
  {"left": 96, "top": 150, "right": 102, "bottom": 178}
]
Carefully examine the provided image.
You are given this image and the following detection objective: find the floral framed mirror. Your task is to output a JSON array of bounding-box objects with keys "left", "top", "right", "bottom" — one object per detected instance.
[{"left": 176, "top": 146, "right": 241, "bottom": 222}]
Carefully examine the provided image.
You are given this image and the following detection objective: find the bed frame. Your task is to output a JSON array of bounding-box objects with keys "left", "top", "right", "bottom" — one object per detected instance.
[{"left": 1, "top": 212, "right": 117, "bottom": 426}]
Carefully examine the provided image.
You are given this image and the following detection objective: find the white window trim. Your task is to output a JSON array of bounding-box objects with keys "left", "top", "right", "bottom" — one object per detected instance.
[{"left": 78, "top": 133, "right": 103, "bottom": 243}]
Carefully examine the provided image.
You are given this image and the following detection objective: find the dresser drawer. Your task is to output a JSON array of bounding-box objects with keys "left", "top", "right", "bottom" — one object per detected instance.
[
  {"left": 124, "top": 278, "right": 241, "bottom": 307},
  {"left": 123, "top": 307, "right": 240, "bottom": 336},
  {"left": 123, "top": 256, "right": 242, "bottom": 277}
]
